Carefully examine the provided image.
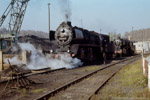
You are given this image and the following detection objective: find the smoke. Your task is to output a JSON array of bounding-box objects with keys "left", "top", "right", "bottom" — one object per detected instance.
[
  {"left": 4, "top": 56, "right": 23, "bottom": 65},
  {"left": 5, "top": 42, "right": 82, "bottom": 70},
  {"left": 57, "top": 0, "right": 72, "bottom": 21}
]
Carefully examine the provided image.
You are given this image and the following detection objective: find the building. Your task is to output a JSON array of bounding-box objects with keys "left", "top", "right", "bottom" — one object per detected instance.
[{"left": 134, "top": 41, "right": 150, "bottom": 54}]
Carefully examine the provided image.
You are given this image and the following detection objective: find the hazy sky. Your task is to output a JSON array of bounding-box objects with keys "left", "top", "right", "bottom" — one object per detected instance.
[{"left": 0, "top": 0, "right": 150, "bottom": 35}]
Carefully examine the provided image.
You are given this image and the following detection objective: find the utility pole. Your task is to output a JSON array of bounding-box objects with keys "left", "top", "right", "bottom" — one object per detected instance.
[
  {"left": 132, "top": 26, "right": 134, "bottom": 31},
  {"left": 131, "top": 26, "right": 134, "bottom": 40},
  {"left": 142, "top": 30, "right": 144, "bottom": 55},
  {"left": 100, "top": 29, "right": 102, "bottom": 33},
  {"left": 81, "top": 19, "right": 83, "bottom": 27},
  {"left": 48, "top": 3, "right": 51, "bottom": 33}
]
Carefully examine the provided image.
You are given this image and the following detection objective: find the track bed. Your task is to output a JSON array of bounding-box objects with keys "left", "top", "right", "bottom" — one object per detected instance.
[{"left": 0, "top": 56, "right": 138, "bottom": 100}]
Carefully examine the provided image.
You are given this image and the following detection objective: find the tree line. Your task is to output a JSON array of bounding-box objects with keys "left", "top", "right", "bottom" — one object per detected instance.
[
  {"left": 0, "top": 27, "right": 49, "bottom": 38},
  {"left": 108, "top": 32, "right": 121, "bottom": 41},
  {"left": 1, "top": 27, "right": 150, "bottom": 42}
]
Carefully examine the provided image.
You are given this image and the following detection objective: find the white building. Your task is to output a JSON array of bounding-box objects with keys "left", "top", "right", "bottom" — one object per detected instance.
[{"left": 134, "top": 41, "right": 150, "bottom": 54}]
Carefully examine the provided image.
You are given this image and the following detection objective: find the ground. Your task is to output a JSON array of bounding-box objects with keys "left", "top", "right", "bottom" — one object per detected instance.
[{"left": 90, "top": 58, "right": 150, "bottom": 100}]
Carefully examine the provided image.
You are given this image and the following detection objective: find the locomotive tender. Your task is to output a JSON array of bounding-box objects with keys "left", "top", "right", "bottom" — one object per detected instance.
[{"left": 49, "top": 21, "right": 114, "bottom": 62}]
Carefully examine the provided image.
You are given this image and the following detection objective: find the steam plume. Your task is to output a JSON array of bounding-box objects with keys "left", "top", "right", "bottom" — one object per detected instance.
[
  {"left": 58, "top": 0, "right": 72, "bottom": 21},
  {"left": 5, "top": 43, "right": 82, "bottom": 70}
]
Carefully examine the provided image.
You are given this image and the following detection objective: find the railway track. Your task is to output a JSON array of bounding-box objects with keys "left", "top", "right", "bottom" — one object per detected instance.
[
  {"left": 25, "top": 68, "right": 66, "bottom": 77},
  {"left": 0, "top": 56, "right": 125, "bottom": 84},
  {"left": 35, "top": 55, "right": 140, "bottom": 100},
  {"left": 0, "top": 55, "right": 141, "bottom": 100}
]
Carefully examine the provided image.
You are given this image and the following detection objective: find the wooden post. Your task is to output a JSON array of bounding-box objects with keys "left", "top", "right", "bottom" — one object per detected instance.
[
  {"left": 148, "top": 63, "right": 150, "bottom": 91},
  {"left": 145, "top": 60, "right": 148, "bottom": 76},
  {"left": 103, "top": 53, "right": 106, "bottom": 64},
  {"left": 22, "top": 50, "right": 27, "bottom": 64},
  {"left": 143, "top": 57, "right": 145, "bottom": 75},
  {"left": 0, "top": 50, "right": 3, "bottom": 71}
]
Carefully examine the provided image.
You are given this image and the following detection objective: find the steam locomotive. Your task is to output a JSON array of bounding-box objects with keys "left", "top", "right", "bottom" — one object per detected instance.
[
  {"left": 49, "top": 21, "right": 114, "bottom": 62},
  {"left": 49, "top": 21, "right": 134, "bottom": 63},
  {"left": 113, "top": 38, "right": 135, "bottom": 57}
]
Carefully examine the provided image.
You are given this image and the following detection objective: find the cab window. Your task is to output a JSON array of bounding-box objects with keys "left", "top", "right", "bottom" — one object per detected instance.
[{"left": 75, "top": 29, "right": 84, "bottom": 38}]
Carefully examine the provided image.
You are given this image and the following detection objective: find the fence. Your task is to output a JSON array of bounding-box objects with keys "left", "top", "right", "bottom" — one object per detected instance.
[{"left": 142, "top": 55, "right": 150, "bottom": 90}]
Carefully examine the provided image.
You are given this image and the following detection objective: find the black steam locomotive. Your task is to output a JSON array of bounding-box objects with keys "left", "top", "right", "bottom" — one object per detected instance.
[
  {"left": 113, "top": 38, "right": 135, "bottom": 57},
  {"left": 49, "top": 22, "right": 114, "bottom": 62},
  {"left": 49, "top": 21, "right": 135, "bottom": 63}
]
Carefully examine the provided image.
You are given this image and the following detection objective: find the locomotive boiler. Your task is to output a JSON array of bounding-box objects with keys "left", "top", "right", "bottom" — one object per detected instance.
[{"left": 49, "top": 21, "right": 114, "bottom": 62}]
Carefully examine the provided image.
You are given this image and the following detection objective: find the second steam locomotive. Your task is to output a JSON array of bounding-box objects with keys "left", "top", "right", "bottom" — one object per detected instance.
[{"left": 49, "top": 21, "right": 135, "bottom": 63}]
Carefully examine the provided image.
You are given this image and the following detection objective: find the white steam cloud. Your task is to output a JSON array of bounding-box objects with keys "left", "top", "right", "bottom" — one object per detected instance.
[
  {"left": 4, "top": 56, "right": 23, "bottom": 65},
  {"left": 5, "top": 43, "right": 82, "bottom": 70}
]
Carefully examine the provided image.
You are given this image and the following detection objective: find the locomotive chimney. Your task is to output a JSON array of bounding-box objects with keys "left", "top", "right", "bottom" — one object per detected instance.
[{"left": 67, "top": 21, "right": 72, "bottom": 27}]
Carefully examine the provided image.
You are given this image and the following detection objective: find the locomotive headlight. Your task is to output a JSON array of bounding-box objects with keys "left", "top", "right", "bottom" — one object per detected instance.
[
  {"left": 67, "top": 50, "right": 70, "bottom": 53},
  {"left": 50, "top": 49, "right": 53, "bottom": 53},
  {"left": 60, "top": 29, "right": 66, "bottom": 37}
]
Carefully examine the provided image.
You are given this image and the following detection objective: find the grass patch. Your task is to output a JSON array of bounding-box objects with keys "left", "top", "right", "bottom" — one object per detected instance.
[
  {"left": 20, "top": 88, "right": 27, "bottom": 96},
  {"left": 32, "top": 88, "right": 47, "bottom": 94},
  {"left": 90, "top": 58, "right": 150, "bottom": 100}
]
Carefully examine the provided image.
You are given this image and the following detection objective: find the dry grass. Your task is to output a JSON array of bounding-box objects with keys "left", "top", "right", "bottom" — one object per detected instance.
[
  {"left": 32, "top": 88, "right": 47, "bottom": 94},
  {"left": 90, "top": 58, "right": 150, "bottom": 100}
]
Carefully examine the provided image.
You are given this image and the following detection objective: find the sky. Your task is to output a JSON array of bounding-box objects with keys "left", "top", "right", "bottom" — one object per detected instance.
[{"left": 0, "top": 0, "right": 150, "bottom": 35}]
